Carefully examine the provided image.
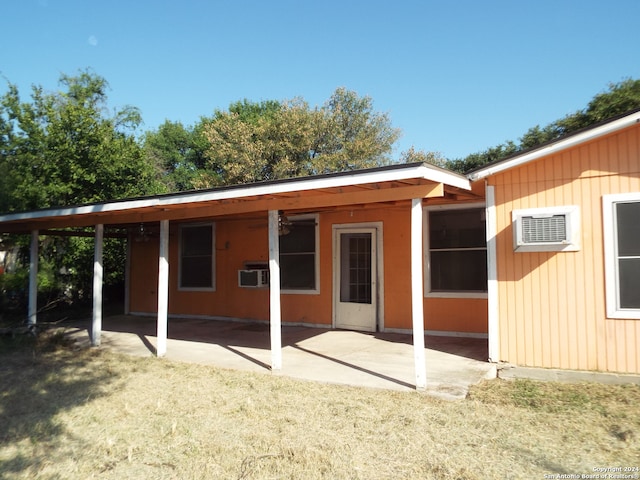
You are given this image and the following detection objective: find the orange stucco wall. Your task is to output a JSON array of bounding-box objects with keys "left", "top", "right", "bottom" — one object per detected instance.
[
  {"left": 128, "top": 202, "right": 487, "bottom": 334},
  {"left": 487, "top": 124, "right": 640, "bottom": 374}
]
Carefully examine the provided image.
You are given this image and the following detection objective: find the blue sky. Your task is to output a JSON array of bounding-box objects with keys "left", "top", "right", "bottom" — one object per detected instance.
[{"left": 2, "top": 0, "right": 639, "bottom": 160}]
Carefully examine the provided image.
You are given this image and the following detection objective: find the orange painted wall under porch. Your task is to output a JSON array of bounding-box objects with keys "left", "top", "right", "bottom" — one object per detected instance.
[{"left": 128, "top": 201, "right": 488, "bottom": 334}]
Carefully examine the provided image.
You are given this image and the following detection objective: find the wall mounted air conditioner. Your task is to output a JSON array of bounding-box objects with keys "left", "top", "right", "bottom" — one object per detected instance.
[
  {"left": 512, "top": 206, "right": 580, "bottom": 252},
  {"left": 238, "top": 269, "right": 269, "bottom": 288}
]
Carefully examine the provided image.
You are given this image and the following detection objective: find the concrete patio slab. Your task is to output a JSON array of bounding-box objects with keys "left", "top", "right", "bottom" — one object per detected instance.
[{"left": 66, "top": 315, "right": 496, "bottom": 400}]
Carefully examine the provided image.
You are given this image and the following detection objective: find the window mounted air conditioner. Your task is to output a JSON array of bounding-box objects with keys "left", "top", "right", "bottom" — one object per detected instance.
[
  {"left": 238, "top": 269, "right": 269, "bottom": 288},
  {"left": 512, "top": 206, "right": 580, "bottom": 252}
]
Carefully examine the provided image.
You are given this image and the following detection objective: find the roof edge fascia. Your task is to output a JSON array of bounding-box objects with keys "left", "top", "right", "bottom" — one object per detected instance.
[
  {"left": 467, "top": 110, "right": 640, "bottom": 181},
  {"left": 0, "top": 162, "right": 470, "bottom": 224}
]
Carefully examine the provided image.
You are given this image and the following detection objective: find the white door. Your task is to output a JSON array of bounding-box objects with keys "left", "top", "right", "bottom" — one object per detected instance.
[{"left": 334, "top": 228, "right": 377, "bottom": 332}]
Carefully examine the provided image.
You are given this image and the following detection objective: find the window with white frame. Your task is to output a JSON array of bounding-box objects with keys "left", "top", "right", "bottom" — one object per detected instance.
[
  {"left": 179, "top": 223, "right": 215, "bottom": 290},
  {"left": 426, "top": 205, "right": 487, "bottom": 296},
  {"left": 279, "top": 214, "right": 319, "bottom": 292},
  {"left": 603, "top": 194, "right": 640, "bottom": 318}
]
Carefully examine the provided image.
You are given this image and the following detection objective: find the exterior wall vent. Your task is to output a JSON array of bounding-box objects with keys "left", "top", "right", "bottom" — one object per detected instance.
[
  {"left": 512, "top": 206, "right": 580, "bottom": 252},
  {"left": 521, "top": 215, "right": 567, "bottom": 243}
]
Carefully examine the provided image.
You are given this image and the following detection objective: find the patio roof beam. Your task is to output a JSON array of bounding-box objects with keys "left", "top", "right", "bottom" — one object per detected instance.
[
  {"left": 40, "top": 228, "right": 128, "bottom": 238},
  {"left": 0, "top": 183, "right": 445, "bottom": 233}
]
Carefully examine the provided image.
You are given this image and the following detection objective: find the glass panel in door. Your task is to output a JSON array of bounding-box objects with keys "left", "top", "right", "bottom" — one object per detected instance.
[{"left": 340, "top": 233, "right": 372, "bottom": 304}]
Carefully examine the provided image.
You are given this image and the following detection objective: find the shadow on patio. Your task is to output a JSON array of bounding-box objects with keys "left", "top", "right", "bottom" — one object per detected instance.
[{"left": 66, "top": 315, "right": 496, "bottom": 399}]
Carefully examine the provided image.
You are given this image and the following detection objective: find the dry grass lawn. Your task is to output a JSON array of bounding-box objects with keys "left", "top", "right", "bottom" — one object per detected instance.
[{"left": 0, "top": 330, "right": 638, "bottom": 479}]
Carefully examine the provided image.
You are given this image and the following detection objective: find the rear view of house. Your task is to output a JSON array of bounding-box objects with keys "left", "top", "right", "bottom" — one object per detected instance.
[
  {"left": 0, "top": 108, "right": 638, "bottom": 387},
  {"left": 126, "top": 170, "right": 487, "bottom": 338}
]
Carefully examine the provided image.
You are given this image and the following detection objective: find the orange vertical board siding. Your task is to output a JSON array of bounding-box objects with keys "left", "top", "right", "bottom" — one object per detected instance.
[{"left": 490, "top": 124, "right": 640, "bottom": 374}]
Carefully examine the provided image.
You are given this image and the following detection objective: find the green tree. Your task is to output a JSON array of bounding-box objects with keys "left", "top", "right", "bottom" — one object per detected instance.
[
  {"left": 0, "top": 70, "right": 164, "bottom": 307},
  {"left": 399, "top": 147, "right": 449, "bottom": 169},
  {"left": 143, "top": 120, "right": 211, "bottom": 191},
  {"left": 309, "top": 87, "right": 401, "bottom": 174},
  {"left": 0, "top": 70, "right": 164, "bottom": 212},
  {"left": 451, "top": 78, "right": 640, "bottom": 173},
  {"left": 447, "top": 141, "right": 518, "bottom": 174},
  {"left": 228, "top": 98, "right": 281, "bottom": 124},
  {"left": 203, "top": 98, "right": 311, "bottom": 185},
  {"left": 202, "top": 88, "right": 400, "bottom": 186}
]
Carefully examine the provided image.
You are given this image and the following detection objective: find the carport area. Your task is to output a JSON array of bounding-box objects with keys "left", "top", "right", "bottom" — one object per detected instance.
[{"left": 66, "top": 315, "right": 496, "bottom": 400}]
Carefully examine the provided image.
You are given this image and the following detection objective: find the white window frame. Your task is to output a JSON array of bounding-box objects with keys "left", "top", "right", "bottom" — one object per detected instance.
[
  {"left": 603, "top": 193, "right": 640, "bottom": 319},
  {"left": 424, "top": 202, "right": 488, "bottom": 299},
  {"left": 280, "top": 213, "right": 320, "bottom": 295},
  {"left": 512, "top": 205, "right": 581, "bottom": 252},
  {"left": 178, "top": 222, "right": 216, "bottom": 292}
]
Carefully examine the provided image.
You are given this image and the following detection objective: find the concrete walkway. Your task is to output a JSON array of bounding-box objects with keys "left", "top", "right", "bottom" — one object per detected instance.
[{"left": 67, "top": 315, "right": 496, "bottom": 400}]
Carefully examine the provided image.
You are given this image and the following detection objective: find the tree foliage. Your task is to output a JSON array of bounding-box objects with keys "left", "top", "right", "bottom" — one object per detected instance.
[
  {"left": 447, "top": 141, "right": 519, "bottom": 174},
  {"left": 0, "top": 70, "right": 164, "bottom": 213},
  {"left": 310, "top": 88, "right": 401, "bottom": 173},
  {"left": 203, "top": 98, "right": 309, "bottom": 184},
  {"left": 142, "top": 120, "right": 211, "bottom": 191},
  {"left": 0, "top": 71, "right": 164, "bottom": 307},
  {"left": 201, "top": 88, "right": 401, "bottom": 186},
  {"left": 399, "top": 147, "right": 449, "bottom": 169},
  {"left": 450, "top": 78, "right": 640, "bottom": 173}
]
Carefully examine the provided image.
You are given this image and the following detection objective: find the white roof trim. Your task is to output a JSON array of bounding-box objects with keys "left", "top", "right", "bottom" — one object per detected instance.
[
  {"left": 468, "top": 110, "right": 640, "bottom": 181},
  {"left": 0, "top": 163, "right": 470, "bottom": 224}
]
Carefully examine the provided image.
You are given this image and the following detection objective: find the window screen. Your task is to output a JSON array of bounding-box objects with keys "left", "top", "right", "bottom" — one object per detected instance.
[
  {"left": 279, "top": 218, "right": 317, "bottom": 290},
  {"left": 616, "top": 202, "right": 640, "bottom": 309},
  {"left": 180, "top": 224, "right": 214, "bottom": 289},
  {"left": 428, "top": 208, "right": 487, "bottom": 293}
]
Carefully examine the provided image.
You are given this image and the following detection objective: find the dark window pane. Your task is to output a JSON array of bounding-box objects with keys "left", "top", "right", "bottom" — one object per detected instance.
[
  {"left": 340, "top": 233, "right": 372, "bottom": 303},
  {"left": 280, "top": 222, "right": 315, "bottom": 253},
  {"left": 429, "top": 209, "right": 486, "bottom": 249},
  {"left": 430, "top": 250, "right": 487, "bottom": 292},
  {"left": 279, "top": 219, "right": 316, "bottom": 290},
  {"left": 280, "top": 254, "right": 315, "bottom": 289},
  {"left": 181, "top": 257, "right": 212, "bottom": 288},
  {"left": 619, "top": 258, "right": 640, "bottom": 309},
  {"left": 182, "top": 226, "right": 212, "bottom": 256},
  {"left": 180, "top": 225, "right": 213, "bottom": 288},
  {"left": 616, "top": 203, "right": 640, "bottom": 257}
]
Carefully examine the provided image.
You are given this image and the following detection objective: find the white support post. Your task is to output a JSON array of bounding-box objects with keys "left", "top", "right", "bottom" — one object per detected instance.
[
  {"left": 157, "top": 220, "right": 169, "bottom": 357},
  {"left": 411, "top": 199, "right": 427, "bottom": 390},
  {"left": 28, "top": 230, "right": 38, "bottom": 326},
  {"left": 91, "top": 224, "right": 104, "bottom": 346},
  {"left": 268, "top": 210, "right": 282, "bottom": 370},
  {"left": 124, "top": 233, "right": 131, "bottom": 315},
  {"left": 486, "top": 184, "right": 500, "bottom": 362}
]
